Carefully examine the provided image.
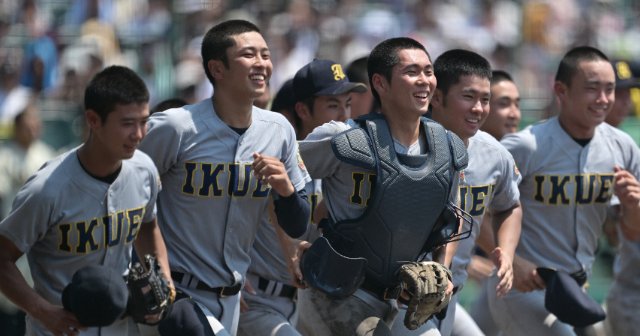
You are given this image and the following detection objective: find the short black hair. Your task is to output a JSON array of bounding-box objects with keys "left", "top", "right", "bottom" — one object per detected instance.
[
  {"left": 346, "top": 56, "right": 369, "bottom": 86},
  {"left": 555, "top": 46, "right": 610, "bottom": 86},
  {"left": 367, "top": 37, "right": 429, "bottom": 105},
  {"left": 433, "top": 49, "right": 492, "bottom": 96},
  {"left": 201, "top": 19, "right": 261, "bottom": 86},
  {"left": 84, "top": 65, "right": 149, "bottom": 122},
  {"left": 151, "top": 98, "right": 188, "bottom": 114},
  {"left": 491, "top": 70, "right": 514, "bottom": 85}
]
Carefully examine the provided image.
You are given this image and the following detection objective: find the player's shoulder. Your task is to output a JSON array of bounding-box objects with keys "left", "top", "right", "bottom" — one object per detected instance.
[
  {"left": 20, "top": 150, "right": 76, "bottom": 198},
  {"left": 596, "top": 122, "right": 637, "bottom": 144},
  {"left": 470, "top": 130, "right": 504, "bottom": 149},
  {"left": 147, "top": 100, "right": 204, "bottom": 133},
  {"left": 303, "top": 120, "right": 353, "bottom": 142},
  {"left": 128, "top": 150, "right": 158, "bottom": 171}
]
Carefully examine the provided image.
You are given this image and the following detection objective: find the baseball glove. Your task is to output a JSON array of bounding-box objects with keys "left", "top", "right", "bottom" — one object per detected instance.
[
  {"left": 126, "top": 254, "right": 175, "bottom": 325},
  {"left": 398, "top": 261, "right": 452, "bottom": 330}
]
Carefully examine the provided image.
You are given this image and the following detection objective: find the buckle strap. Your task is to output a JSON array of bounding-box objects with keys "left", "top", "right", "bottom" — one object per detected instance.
[
  {"left": 257, "top": 277, "right": 297, "bottom": 299},
  {"left": 171, "top": 271, "right": 241, "bottom": 297}
]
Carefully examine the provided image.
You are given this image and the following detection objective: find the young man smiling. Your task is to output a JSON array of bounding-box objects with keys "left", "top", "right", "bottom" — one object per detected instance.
[{"left": 139, "top": 20, "right": 310, "bottom": 335}]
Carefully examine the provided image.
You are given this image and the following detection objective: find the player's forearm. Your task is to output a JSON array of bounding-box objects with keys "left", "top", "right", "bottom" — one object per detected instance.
[
  {"left": 134, "top": 219, "right": 171, "bottom": 281},
  {"left": 620, "top": 206, "right": 640, "bottom": 241},
  {"left": 0, "top": 236, "right": 50, "bottom": 320},
  {"left": 493, "top": 204, "right": 522, "bottom": 258},
  {"left": 274, "top": 189, "right": 310, "bottom": 238},
  {"left": 476, "top": 214, "right": 497, "bottom": 255}
]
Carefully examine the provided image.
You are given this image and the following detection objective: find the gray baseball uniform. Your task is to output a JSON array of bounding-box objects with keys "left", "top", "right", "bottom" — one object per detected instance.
[
  {"left": 606, "top": 229, "right": 640, "bottom": 336},
  {"left": 0, "top": 148, "right": 160, "bottom": 336},
  {"left": 296, "top": 119, "right": 459, "bottom": 336},
  {"left": 238, "top": 179, "right": 322, "bottom": 336},
  {"left": 391, "top": 130, "right": 521, "bottom": 336},
  {"left": 489, "top": 117, "right": 640, "bottom": 335},
  {"left": 138, "top": 99, "right": 309, "bottom": 333}
]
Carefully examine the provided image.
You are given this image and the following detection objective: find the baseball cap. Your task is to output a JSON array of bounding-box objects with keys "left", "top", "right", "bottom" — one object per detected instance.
[
  {"left": 62, "top": 265, "right": 128, "bottom": 327},
  {"left": 537, "top": 267, "right": 605, "bottom": 328},
  {"left": 293, "top": 59, "right": 367, "bottom": 102},
  {"left": 612, "top": 59, "right": 640, "bottom": 89}
]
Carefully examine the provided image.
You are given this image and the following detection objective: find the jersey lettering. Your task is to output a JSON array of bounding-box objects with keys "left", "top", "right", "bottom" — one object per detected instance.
[
  {"left": 533, "top": 173, "right": 614, "bottom": 205},
  {"left": 350, "top": 172, "right": 376, "bottom": 206},
  {"left": 57, "top": 207, "right": 145, "bottom": 254},
  {"left": 459, "top": 184, "right": 495, "bottom": 217},
  {"left": 181, "top": 162, "right": 271, "bottom": 199}
]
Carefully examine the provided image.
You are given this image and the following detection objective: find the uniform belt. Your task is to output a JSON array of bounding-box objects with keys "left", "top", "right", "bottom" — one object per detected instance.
[
  {"left": 257, "top": 276, "right": 297, "bottom": 299},
  {"left": 171, "top": 271, "right": 241, "bottom": 297},
  {"left": 360, "top": 277, "right": 402, "bottom": 301}
]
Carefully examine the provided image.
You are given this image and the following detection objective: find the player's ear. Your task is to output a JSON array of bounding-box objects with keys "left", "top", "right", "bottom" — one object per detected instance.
[
  {"left": 431, "top": 89, "right": 444, "bottom": 109},
  {"left": 294, "top": 101, "right": 312, "bottom": 120},
  {"left": 208, "top": 59, "right": 225, "bottom": 80},
  {"left": 554, "top": 81, "right": 568, "bottom": 100},
  {"left": 85, "top": 109, "right": 101, "bottom": 130},
  {"left": 371, "top": 73, "right": 386, "bottom": 95}
]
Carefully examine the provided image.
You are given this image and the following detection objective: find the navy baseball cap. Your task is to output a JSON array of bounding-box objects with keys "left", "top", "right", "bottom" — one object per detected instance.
[
  {"left": 612, "top": 59, "right": 640, "bottom": 89},
  {"left": 62, "top": 265, "right": 128, "bottom": 327},
  {"left": 293, "top": 59, "right": 367, "bottom": 102},
  {"left": 537, "top": 267, "right": 605, "bottom": 328}
]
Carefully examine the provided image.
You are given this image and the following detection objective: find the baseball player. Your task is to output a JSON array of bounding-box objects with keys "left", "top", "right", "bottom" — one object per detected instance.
[
  {"left": 488, "top": 46, "right": 640, "bottom": 336},
  {"left": 296, "top": 37, "right": 466, "bottom": 336},
  {"left": 604, "top": 59, "right": 640, "bottom": 336},
  {"left": 0, "top": 65, "right": 172, "bottom": 336},
  {"left": 390, "top": 49, "right": 522, "bottom": 336},
  {"left": 468, "top": 69, "right": 523, "bottom": 336},
  {"left": 239, "top": 59, "right": 366, "bottom": 336},
  {"left": 138, "top": 20, "right": 310, "bottom": 335}
]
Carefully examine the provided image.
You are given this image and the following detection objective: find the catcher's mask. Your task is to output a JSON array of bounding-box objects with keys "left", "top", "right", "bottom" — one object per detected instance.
[
  {"left": 62, "top": 265, "right": 128, "bottom": 327},
  {"left": 300, "top": 236, "right": 367, "bottom": 299},
  {"left": 422, "top": 202, "right": 473, "bottom": 254}
]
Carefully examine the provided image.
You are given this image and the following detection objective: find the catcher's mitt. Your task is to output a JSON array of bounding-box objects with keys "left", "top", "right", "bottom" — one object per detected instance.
[
  {"left": 398, "top": 261, "right": 452, "bottom": 330},
  {"left": 126, "top": 254, "right": 175, "bottom": 325}
]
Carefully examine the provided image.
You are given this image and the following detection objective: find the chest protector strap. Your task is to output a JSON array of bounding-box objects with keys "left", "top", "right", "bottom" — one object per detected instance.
[{"left": 327, "top": 115, "right": 467, "bottom": 289}]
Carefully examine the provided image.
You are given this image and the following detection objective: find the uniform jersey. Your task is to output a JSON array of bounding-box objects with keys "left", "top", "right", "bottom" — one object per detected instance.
[
  {"left": 0, "top": 148, "right": 159, "bottom": 335},
  {"left": 138, "top": 99, "right": 309, "bottom": 288},
  {"left": 501, "top": 117, "right": 640, "bottom": 274},
  {"left": 450, "top": 130, "right": 521, "bottom": 288},
  {"left": 299, "top": 120, "right": 458, "bottom": 222},
  {"left": 248, "top": 179, "right": 322, "bottom": 285}
]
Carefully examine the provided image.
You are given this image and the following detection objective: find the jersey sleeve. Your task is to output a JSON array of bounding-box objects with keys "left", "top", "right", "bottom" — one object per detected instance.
[
  {"left": 142, "top": 155, "right": 162, "bottom": 223},
  {"left": 500, "top": 129, "right": 535, "bottom": 179},
  {"left": 490, "top": 146, "right": 522, "bottom": 212},
  {"left": 281, "top": 122, "right": 311, "bottom": 192},
  {"left": 139, "top": 111, "right": 185, "bottom": 175},
  {"left": 298, "top": 121, "right": 350, "bottom": 179},
  {"left": 0, "top": 178, "right": 54, "bottom": 253}
]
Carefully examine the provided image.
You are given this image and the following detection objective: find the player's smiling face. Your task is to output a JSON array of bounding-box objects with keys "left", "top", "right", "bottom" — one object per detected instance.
[
  {"left": 223, "top": 31, "right": 272, "bottom": 99},
  {"left": 434, "top": 74, "right": 490, "bottom": 143},
  {"left": 557, "top": 59, "right": 615, "bottom": 137},
  {"left": 92, "top": 103, "right": 149, "bottom": 160},
  {"left": 384, "top": 48, "right": 436, "bottom": 117},
  {"left": 484, "top": 80, "right": 521, "bottom": 139}
]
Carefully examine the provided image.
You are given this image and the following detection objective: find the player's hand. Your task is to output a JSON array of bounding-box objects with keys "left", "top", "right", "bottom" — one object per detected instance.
[
  {"left": 613, "top": 166, "right": 640, "bottom": 209},
  {"left": 240, "top": 280, "right": 257, "bottom": 313},
  {"left": 491, "top": 247, "right": 513, "bottom": 297},
  {"left": 252, "top": 152, "right": 295, "bottom": 197},
  {"left": 35, "top": 303, "right": 86, "bottom": 336},
  {"left": 291, "top": 240, "right": 311, "bottom": 288},
  {"left": 512, "top": 255, "right": 545, "bottom": 292},
  {"left": 466, "top": 255, "right": 495, "bottom": 282}
]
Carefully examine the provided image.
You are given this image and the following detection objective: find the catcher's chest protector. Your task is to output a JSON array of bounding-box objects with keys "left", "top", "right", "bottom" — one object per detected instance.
[{"left": 329, "top": 116, "right": 467, "bottom": 288}]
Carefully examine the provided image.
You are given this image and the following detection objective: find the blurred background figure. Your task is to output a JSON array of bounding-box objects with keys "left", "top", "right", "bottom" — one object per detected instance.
[
  {"left": 270, "top": 78, "right": 298, "bottom": 134},
  {"left": 606, "top": 60, "right": 640, "bottom": 127},
  {"left": 481, "top": 70, "right": 522, "bottom": 140},
  {"left": 345, "top": 55, "right": 378, "bottom": 118}
]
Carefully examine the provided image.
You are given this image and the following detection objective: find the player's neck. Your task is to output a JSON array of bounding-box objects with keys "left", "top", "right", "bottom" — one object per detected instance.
[
  {"left": 77, "top": 143, "right": 122, "bottom": 178},
  {"left": 211, "top": 92, "right": 253, "bottom": 128},
  {"left": 384, "top": 113, "right": 421, "bottom": 148},
  {"left": 558, "top": 114, "right": 596, "bottom": 140}
]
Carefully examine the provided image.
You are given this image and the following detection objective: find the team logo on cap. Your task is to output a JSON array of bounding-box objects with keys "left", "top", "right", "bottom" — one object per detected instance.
[
  {"left": 616, "top": 61, "right": 632, "bottom": 80},
  {"left": 331, "top": 64, "right": 346, "bottom": 81}
]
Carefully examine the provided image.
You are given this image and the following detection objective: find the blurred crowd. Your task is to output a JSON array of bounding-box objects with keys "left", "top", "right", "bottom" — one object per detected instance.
[{"left": 1, "top": 0, "right": 640, "bottom": 145}]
